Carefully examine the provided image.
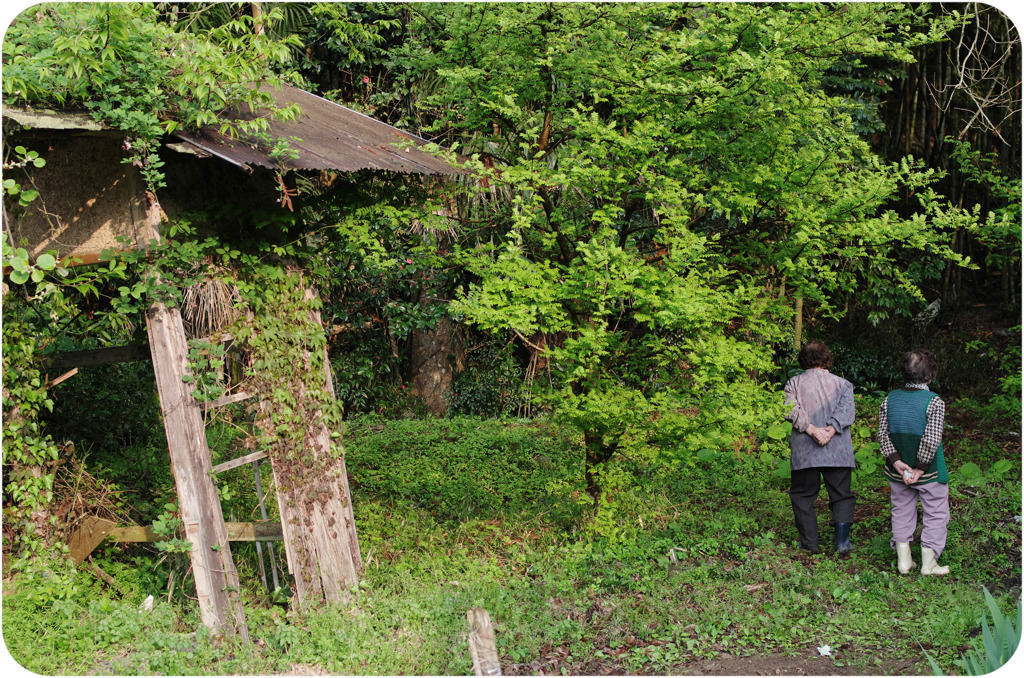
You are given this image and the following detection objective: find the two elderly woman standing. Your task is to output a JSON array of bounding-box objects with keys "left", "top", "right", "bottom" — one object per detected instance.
[{"left": 783, "top": 341, "right": 952, "bottom": 576}]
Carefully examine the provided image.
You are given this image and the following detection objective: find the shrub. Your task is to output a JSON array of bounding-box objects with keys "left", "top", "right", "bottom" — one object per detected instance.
[{"left": 345, "top": 416, "right": 582, "bottom": 526}]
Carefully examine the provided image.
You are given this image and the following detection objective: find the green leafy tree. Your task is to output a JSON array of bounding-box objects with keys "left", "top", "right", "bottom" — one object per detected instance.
[{"left": 378, "top": 3, "right": 975, "bottom": 498}]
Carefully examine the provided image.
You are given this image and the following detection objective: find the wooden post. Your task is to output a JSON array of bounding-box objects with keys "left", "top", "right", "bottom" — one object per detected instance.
[
  {"left": 262, "top": 281, "right": 362, "bottom": 608},
  {"left": 137, "top": 187, "right": 249, "bottom": 641},
  {"left": 147, "top": 296, "right": 249, "bottom": 640},
  {"left": 467, "top": 608, "right": 502, "bottom": 676}
]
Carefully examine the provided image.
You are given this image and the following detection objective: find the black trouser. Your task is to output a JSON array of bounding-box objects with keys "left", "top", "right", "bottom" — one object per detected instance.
[{"left": 789, "top": 467, "right": 856, "bottom": 551}]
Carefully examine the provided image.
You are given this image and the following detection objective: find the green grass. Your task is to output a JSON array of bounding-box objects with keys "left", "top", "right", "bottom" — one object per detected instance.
[{"left": 3, "top": 406, "right": 1020, "bottom": 675}]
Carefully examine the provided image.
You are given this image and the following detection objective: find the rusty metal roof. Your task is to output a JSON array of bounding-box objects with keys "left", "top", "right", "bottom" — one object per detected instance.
[
  {"left": 171, "top": 84, "right": 462, "bottom": 176},
  {"left": 3, "top": 84, "right": 463, "bottom": 176}
]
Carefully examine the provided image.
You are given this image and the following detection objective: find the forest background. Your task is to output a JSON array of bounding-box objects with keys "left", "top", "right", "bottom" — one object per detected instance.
[{"left": 1, "top": 2, "right": 1022, "bottom": 676}]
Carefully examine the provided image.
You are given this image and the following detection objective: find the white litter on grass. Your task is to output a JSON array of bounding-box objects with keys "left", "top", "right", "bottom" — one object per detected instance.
[
  {"left": 139, "top": 594, "right": 154, "bottom": 612},
  {"left": 817, "top": 645, "right": 832, "bottom": 656}
]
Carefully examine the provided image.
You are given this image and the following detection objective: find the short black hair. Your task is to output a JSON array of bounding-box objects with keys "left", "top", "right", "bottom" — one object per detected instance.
[
  {"left": 798, "top": 340, "right": 833, "bottom": 370},
  {"left": 901, "top": 349, "right": 937, "bottom": 383}
]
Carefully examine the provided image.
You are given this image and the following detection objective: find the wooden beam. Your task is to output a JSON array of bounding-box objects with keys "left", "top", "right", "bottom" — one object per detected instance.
[
  {"left": 148, "top": 300, "right": 249, "bottom": 641},
  {"left": 109, "top": 522, "right": 283, "bottom": 543},
  {"left": 67, "top": 516, "right": 116, "bottom": 565},
  {"left": 212, "top": 450, "right": 268, "bottom": 475},
  {"left": 48, "top": 345, "right": 151, "bottom": 370},
  {"left": 201, "top": 391, "right": 253, "bottom": 413}
]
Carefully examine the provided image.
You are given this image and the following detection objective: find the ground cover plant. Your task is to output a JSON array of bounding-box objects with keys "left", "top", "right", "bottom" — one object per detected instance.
[{"left": 3, "top": 389, "right": 1020, "bottom": 675}]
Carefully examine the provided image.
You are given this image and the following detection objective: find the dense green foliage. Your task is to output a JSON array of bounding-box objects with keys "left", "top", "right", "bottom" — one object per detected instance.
[
  {"left": 2, "top": 2, "right": 1020, "bottom": 675},
  {"left": 366, "top": 2, "right": 978, "bottom": 495},
  {"left": 2, "top": 2, "right": 302, "bottom": 189}
]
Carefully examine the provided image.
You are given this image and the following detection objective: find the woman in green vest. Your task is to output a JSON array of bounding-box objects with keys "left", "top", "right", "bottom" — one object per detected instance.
[{"left": 877, "top": 349, "right": 950, "bottom": 576}]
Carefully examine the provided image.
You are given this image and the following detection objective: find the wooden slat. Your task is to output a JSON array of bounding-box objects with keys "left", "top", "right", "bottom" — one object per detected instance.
[
  {"left": 48, "top": 345, "right": 150, "bottom": 370},
  {"left": 196, "top": 332, "right": 235, "bottom": 344},
  {"left": 201, "top": 391, "right": 253, "bottom": 412},
  {"left": 212, "top": 450, "right": 268, "bottom": 475},
  {"left": 467, "top": 607, "right": 502, "bottom": 676},
  {"left": 109, "top": 522, "right": 283, "bottom": 543}
]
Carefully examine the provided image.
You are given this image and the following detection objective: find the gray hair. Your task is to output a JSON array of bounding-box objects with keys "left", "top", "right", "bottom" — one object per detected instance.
[{"left": 901, "top": 349, "right": 937, "bottom": 383}]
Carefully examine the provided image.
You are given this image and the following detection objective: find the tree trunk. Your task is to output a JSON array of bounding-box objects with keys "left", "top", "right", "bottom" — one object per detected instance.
[
  {"left": 793, "top": 293, "right": 804, "bottom": 350},
  {"left": 410, "top": 316, "right": 456, "bottom": 416}
]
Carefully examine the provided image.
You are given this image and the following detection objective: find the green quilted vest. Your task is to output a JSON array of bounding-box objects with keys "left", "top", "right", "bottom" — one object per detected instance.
[{"left": 883, "top": 388, "right": 948, "bottom": 485}]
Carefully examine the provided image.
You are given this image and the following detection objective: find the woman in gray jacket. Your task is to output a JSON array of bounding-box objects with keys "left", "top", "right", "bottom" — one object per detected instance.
[{"left": 783, "top": 341, "right": 857, "bottom": 554}]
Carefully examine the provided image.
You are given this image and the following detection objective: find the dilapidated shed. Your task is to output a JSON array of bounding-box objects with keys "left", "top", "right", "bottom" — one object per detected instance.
[{"left": 3, "top": 83, "right": 462, "bottom": 639}]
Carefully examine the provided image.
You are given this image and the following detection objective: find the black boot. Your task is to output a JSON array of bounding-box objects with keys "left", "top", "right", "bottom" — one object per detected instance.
[{"left": 835, "top": 522, "right": 852, "bottom": 555}]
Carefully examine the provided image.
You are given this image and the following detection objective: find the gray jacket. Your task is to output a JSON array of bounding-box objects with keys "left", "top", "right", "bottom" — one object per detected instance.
[{"left": 783, "top": 368, "right": 856, "bottom": 470}]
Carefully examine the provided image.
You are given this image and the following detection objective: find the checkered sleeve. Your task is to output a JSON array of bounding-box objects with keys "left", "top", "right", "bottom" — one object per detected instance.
[
  {"left": 877, "top": 398, "right": 901, "bottom": 464},
  {"left": 915, "top": 396, "right": 945, "bottom": 470}
]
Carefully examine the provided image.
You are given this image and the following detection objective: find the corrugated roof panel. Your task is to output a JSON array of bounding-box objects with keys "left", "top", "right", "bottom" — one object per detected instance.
[{"left": 173, "top": 84, "right": 463, "bottom": 176}]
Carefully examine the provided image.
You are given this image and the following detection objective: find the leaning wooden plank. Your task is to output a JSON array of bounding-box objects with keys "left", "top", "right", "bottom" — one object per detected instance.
[
  {"left": 147, "top": 287, "right": 250, "bottom": 641},
  {"left": 200, "top": 391, "right": 253, "bottom": 412},
  {"left": 467, "top": 607, "right": 502, "bottom": 676},
  {"left": 110, "top": 522, "right": 283, "bottom": 543},
  {"left": 262, "top": 278, "right": 362, "bottom": 609},
  {"left": 66, "top": 516, "right": 116, "bottom": 564},
  {"left": 211, "top": 450, "right": 268, "bottom": 474},
  {"left": 48, "top": 345, "right": 150, "bottom": 370}
]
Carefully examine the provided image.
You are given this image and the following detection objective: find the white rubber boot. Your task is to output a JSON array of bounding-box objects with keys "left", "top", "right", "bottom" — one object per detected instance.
[
  {"left": 920, "top": 547, "right": 949, "bottom": 576},
  {"left": 896, "top": 542, "right": 916, "bottom": 574}
]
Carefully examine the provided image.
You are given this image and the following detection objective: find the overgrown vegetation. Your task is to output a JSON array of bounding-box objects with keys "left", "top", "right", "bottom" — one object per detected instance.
[
  {"left": 3, "top": 392, "right": 1020, "bottom": 674},
  {"left": 2, "top": 2, "right": 1020, "bottom": 676}
]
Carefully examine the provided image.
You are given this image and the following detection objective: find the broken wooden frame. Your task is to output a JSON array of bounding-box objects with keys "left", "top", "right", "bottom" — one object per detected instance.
[
  {"left": 7, "top": 88, "right": 460, "bottom": 639},
  {"left": 67, "top": 515, "right": 285, "bottom": 566}
]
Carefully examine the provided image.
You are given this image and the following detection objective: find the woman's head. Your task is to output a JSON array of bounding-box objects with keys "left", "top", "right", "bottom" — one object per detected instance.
[
  {"left": 901, "top": 349, "right": 937, "bottom": 383},
  {"left": 798, "top": 340, "right": 833, "bottom": 370}
]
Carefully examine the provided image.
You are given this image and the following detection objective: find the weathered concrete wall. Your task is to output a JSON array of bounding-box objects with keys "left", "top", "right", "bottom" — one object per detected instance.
[{"left": 7, "top": 132, "right": 147, "bottom": 262}]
